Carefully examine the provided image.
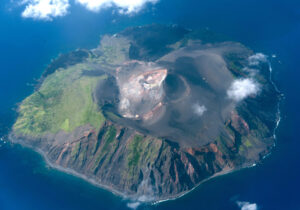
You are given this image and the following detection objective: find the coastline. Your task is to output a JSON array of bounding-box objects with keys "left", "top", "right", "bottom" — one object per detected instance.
[
  {"left": 8, "top": 136, "right": 131, "bottom": 201},
  {"left": 8, "top": 127, "right": 277, "bottom": 206},
  {"left": 8, "top": 136, "right": 238, "bottom": 204},
  {"left": 6, "top": 53, "right": 283, "bottom": 206},
  {"left": 148, "top": 55, "right": 283, "bottom": 205}
]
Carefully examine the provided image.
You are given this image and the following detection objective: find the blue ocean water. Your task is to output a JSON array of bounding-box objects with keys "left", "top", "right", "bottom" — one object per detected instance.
[{"left": 0, "top": 0, "right": 299, "bottom": 209}]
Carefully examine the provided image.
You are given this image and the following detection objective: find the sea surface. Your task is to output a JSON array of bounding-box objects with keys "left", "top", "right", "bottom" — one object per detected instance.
[{"left": 0, "top": 0, "right": 300, "bottom": 209}]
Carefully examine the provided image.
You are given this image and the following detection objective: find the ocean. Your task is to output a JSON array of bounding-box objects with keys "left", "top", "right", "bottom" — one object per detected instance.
[{"left": 0, "top": 0, "right": 299, "bottom": 209}]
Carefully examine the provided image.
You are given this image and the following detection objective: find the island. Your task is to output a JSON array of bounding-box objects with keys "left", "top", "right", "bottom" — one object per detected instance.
[{"left": 10, "top": 24, "right": 280, "bottom": 203}]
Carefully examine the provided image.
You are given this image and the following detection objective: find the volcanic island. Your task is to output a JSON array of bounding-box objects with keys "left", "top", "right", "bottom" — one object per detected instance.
[{"left": 10, "top": 25, "right": 280, "bottom": 203}]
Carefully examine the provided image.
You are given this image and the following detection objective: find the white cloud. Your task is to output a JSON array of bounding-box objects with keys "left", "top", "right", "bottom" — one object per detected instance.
[
  {"left": 248, "top": 53, "right": 268, "bottom": 66},
  {"left": 75, "top": 0, "right": 158, "bottom": 13},
  {"left": 21, "top": 0, "right": 69, "bottom": 20},
  {"left": 227, "top": 78, "right": 260, "bottom": 102},
  {"left": 127, "top": 202, "right": 141, "bottom": 209},
  {"left": 192, "top": 103, "right": 207, "bottom": 116},
  {"left": 19, "top": 0, "right": 158, "bottom": 20},
  {"left": 236, "top": 201, "right": 258, "bottom": 210},
  {"left": 242, "top": 67, "right": 258, "bottom": 77}
]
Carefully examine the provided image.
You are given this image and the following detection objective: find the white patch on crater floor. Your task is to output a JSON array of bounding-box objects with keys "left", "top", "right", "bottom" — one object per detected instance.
[
  {"left": 117, "top": 61, "right": 167, "bottom": 121},
  {"left": 192, "top": 103, "right": 207, "bottom": 116}
]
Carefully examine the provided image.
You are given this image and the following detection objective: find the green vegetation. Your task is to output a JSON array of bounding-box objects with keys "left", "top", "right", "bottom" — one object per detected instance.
[
  {"left": 78, "top": 145, "right": 87, "bottom": 167},
  {"left": 252, "top": 117, "right": 270, "bottom": 136},
  {"left": 239, "top": 146, "right": 245, "bottom": 152},
  {"left": 92, "top": 138, "right": 100, "bottom": 155},
  {"left": 104, "top": 111, "right": 121, "bottom": 122},
  {"left": 14, "top": 63, "right": 106, "bottom": 136},
  {"left": 239, "top": 135, "right": 261, "bottom": 154},
  {"left": 224, "top": 53, "right": 249, "bottom": 78},
  {"left": 61, "top": 118, "right": 70, "bottom": 131},
  {"left": 42, "top": 49, "right": 89, "bottom": 78},
  {"left": 102, "top": 126, "right": 117, "bottom": 151},
  {"left": 69, "top": 141, "right": 88, "bottom": 167},
  {"left": 142, "top": 139, "right": 162, "bottom": 166},
  {"left": 92, "top": 153, "right": 103, "bottom": 173},
  {"left": 244, "top": 139, "right": 252, "bottom": 147},
  {"left": 93, "top": 36, "right": 130, "bottom": 66},
  {"left": 71, "top": 142, "right": 81, "bottom": 161},
  {"left": 91, "top": 125, "right": 118, "bottom": 173},
  {"left": 128, "top": 135, "right": 144, "bottom": 168},
  {"left": 126, "top": 135, "right": 161, "bottom": 176},
  {"left": 215, "top": 135, "right": 231, "bottom": 154}
]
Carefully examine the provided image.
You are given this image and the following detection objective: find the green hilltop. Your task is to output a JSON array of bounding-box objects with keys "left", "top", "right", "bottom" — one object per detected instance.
[{"left": 13, "top": 63, "right": 106, "bottom": 136}]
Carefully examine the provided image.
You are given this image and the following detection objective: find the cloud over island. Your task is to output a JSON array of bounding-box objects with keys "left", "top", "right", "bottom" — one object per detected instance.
[
  {"left": 248, "top": 53, "right": 268, "bottom": 66},
  {"left": 227, "top": 78, "right": 260, "bottom": 102},
  {"left": 192, "top": 103, "right": 207, "bottom": 117},
  {"left": 20, "top": 0, "right": 158, "bottom": 20}
]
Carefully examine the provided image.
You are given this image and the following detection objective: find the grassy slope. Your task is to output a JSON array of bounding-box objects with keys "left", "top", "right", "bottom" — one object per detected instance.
[
  {"left": 13, "top": 63, "right": 106, "bottom": 136},
  {"left": 13, "top": 35, "right": 130, "bottom": 138}
]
